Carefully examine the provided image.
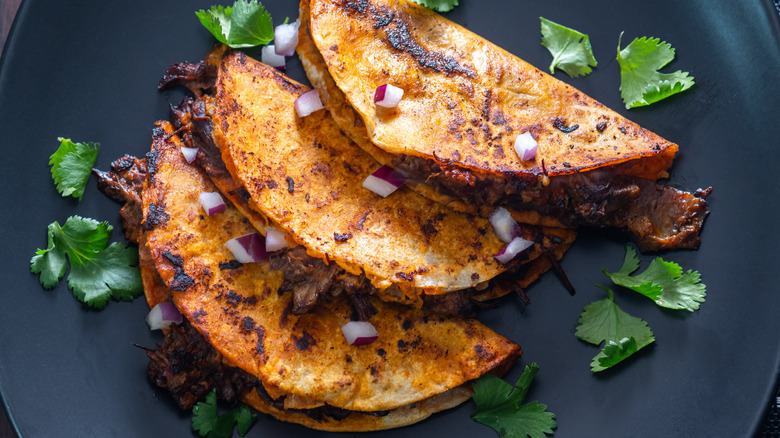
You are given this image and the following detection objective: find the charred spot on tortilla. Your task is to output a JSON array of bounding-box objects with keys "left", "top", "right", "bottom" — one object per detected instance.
[
  {"left": 144, "top": 149, "right": 159, "bottom": 180},
  {"left": 219, "top": 260, "right": 243, "bottom": 270},
  {"left": 334, "top": 232, "right": 352, "bottom": 242},
  {"left": 142, "top": 202, "right": 169, "bottom": 230},
  {"left": 292, "top": 331, "right": 317, "bottom": 351},
  {"left": 161, "top": 250, "right": 194, "bottom": 291}
]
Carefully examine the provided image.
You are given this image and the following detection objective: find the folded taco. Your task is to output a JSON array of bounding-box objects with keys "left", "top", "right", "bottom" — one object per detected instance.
[
  {"left": 300, "top": 0, "right": 709, "bottom": 252},
  {"left": 137, "top": 121, "right": 521, "bottom": 431}
]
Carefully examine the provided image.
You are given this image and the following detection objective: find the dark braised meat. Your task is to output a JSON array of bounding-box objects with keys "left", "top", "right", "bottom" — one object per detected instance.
[
  {"left": 146, "top": 321, "right": 390, "bottom": 421},
  {"left": 270, "top": 246, "right": 341, "bottom": 313},
  {"left": 269, "top": 246, "right": 377, "bottom": 315},
  {"left": 393, "top": 154, "right": 710, "bottom": 252},
  {"left": 93, "top": 155, "right": 147, "bottom": 244},
  {"left": 158, "top": 59, "right": 217, "bottom": 98},
  {"left": 421, "top": 289, "right": 477, "bottom": 317},
  {"left": 143, "top": 321, "right": 260, "bottom": 411}
]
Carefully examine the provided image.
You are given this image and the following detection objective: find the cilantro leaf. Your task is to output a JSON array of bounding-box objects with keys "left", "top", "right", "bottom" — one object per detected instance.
[
  {"left": 49, "top": 138, "right": 100, "bottom": 201},
  {"left": 192, "top": 390, "right": 257, "bottom": 438},
  {"left": 472, "top": 363, "right": 556, "bottom": 438},
  {"left": 604, "top": 245, "right": 706, "bottom": 311},
  {"left": 540, "top": 17, "right": 597, "bottom": 78},
  {"left": 591, "top": 337, "right": 638, "bottom": 372},
  {"left": 617, "top": 34, "right": 695, "bottom": 108},
  {"left": 409, "top": 0, "right": 459, "bottom": 12},
  {"left": 196, "top": 0, "right": 274, "bottom": 48},
  {"left": 575, "top": 286, "right": 655, "bottom": 372},
  {"left": 30, "top": 216, "right": 143, "bottom": 309}
]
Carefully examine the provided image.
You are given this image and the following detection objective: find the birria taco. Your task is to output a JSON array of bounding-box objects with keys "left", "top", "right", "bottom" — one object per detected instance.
[
  {"left": 299, "top": 0, "right": 710, "bottom": 252},
  {"left": 135, "top": 120, "right": 521, "bottom": 431},
  {"left": 158, "top": 47, "right": 575, "bottom": 313}
]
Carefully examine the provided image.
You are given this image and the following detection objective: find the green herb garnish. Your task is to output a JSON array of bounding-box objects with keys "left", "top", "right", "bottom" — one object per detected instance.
[
  {"left": 472, "top": 363, "right": 556, "bottom": 437},
  {"left": 30, "top": 216, "right": 143, "bottom": 309},
  {"left": 196, "top": 0, "right": 275, "bottom": 48},
  {"left": 50, "top": 137, "right": 100, "bottom": 201},
  {"left": 409, "top": 0, "right": 459, "bottom": 12},
  {"left": 617, "top": 33, "right": 695, "bottom": 108},
  {"left": 576, "top": 286, "right": 655, "bottom": 372},
  {"left": 192, "top": 390, "right": 257, "bottom": 438},
  {"left": 540, "top": 17, "right": 597, "bottom": 78},
  {"left": 604, "top": 245, "right": 706, "bottom": 311}
]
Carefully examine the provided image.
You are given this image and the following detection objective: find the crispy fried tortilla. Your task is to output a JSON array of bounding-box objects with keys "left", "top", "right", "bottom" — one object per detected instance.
[
  {"left": 140, "top": 121, "right": 521, "bottom": 430},
  {"left": 306, "top": 0, "right": 677, "bottom": 178},
  {"left": 202, "top": 49, "right": 568, "bottom": 303},
  {"left": 303, "top": 0, "right": 709, "bottom": 251}
]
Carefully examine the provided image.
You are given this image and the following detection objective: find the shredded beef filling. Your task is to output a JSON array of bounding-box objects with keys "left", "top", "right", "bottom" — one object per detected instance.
[
  {"left": 93, "top": 155, "right": 148, "bottom": 244},
  {"left": 143, "top": 321, "right": 260, "bottom": 410},
  {"left": 144, "top": 320, "right": 389, "bottom": 421},
  {"left": 392, "top": 153, "right": 710, "bottom": 252}
]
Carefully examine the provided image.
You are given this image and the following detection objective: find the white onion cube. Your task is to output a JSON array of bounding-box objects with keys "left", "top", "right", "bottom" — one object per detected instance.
[
  {"left": 265, "top": 228, "right": 289, "bottom": 252},
  {"left": 146, "top": 302, "right": 183, "bottom": 330},
  {"left": 362, "top": 165, "right": 407, "bottom": 197},
  {"left": 294, "top": 89, "right": 324, "bottom": 117},
  {"left": 341, "top": 321, "right": 379, "bottom": 346},
  {"left": 374, "top": 84, "right": 404, "bottom": 108},
  {"left": 274, "top": 20, "right": 300, "bottom": 56},
  {"left": 180, "top": 146, "right": 198, "bottom": 164},
  {"left": 495, "top": 236, "right": 535, "bottom": 264},
  {"left": 198, "top": 191, "right": 226, "bottom": 216},
  {"left": 225, "top": 233, "right": 268, "bottom": 263},
  {"left": 489, "top": 207, "right": 519, "bottom": 243},
  {"left": 262, "top": 45, "right": 286, "bottom": 70},
  {"left": 514, "top": 132, "right": 538, "bottom": 161}
]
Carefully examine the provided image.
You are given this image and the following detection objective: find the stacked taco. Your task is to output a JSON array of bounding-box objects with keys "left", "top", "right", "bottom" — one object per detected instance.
[
  {"left": 94, "top": 45, "right": 574, "bottom": 431},
  {"left": 96, "top": 0, "right": 708, "bottom": 431}
]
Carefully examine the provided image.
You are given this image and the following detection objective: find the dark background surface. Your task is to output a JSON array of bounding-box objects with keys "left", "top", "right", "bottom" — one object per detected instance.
[{"left": 0, "top": 0, "right": 779, "bottom": 437}]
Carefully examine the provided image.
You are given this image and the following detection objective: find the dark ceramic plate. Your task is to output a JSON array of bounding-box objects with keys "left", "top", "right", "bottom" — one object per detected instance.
[{"left": 1, "top": 1, "right": 779, "bottom": 437}]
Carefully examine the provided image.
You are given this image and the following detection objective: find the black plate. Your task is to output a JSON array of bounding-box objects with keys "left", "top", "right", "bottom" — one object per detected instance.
[{"left": 1, "top": 1, "right": 779, "bottom": 437}]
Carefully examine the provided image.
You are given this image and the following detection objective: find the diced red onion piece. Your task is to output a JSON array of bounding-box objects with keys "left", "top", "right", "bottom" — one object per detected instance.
[
  {"left": 261, "top": 45, "right": 286, "bottom": 70},
  {"left": 274, "top": 20, "right": 300, "bottom": 56},
  {"left": 374, "top": 84, "right": 404, "bottom": 108},
  {"left": 181, "top": 146, "right": 198, "bottom": 164},
  {"left": 294, "top": 89, "right": 324, "bottom": 117},
  {"left": 489, "top": 207, "right": 521, "bottom": 243},
  {"left": 198, "top": 191, "right": 226, "bottom": 216},
  {"left": 146, "top": 302, "right": 183, "bottom": 330},
  {"left": 341, "top": 321, "right": 379, "bottom": 346},
  {"left": 265, "top": 228, "right": 288, "bottom": 252},
  {"left": 495, "top": 236, "right": 535, "bottom": 264},
  {"left": 362, "top": 165, "right": 407, "bottom": 197},
  {"left": 514, "top": 132, "right": 538, "bottom": 161},
  {"left": 225, "top": 232, "right": 268, "bottom": 263}
]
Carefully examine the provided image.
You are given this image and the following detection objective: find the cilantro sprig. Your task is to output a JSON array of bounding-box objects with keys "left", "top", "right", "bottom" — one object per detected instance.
[
  {"left": 575, "top": 286, "right": 655, "bottom": 372},
  {"left": 576, "top": 246, "right": 706, "bottom": 372},
  {"left": 30, "top": 216, "right": 143, "bottom": 309},
  {"left": 472, "top": 363, "right": 556, "bottom": 438},
  {"left": 192, "top": 390, "right": 257, "bottom": 438},
  {"left": 604, "top": 245, "right": 706, "bottom": 311},
  {"left": 196, "top": 0, "right": 275, "bottom": 48},
  {"left": 50, "top": 138, "right": 100, "bottom": 201},
  {"left": 540, "top": 17, "right": 597, "bottom": 78},
  {"left": 617, "top": 34, "right": 695, "bottom": 108},
  {"left": 409, "top": 0, "right": 459, "bottom": 12}
]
